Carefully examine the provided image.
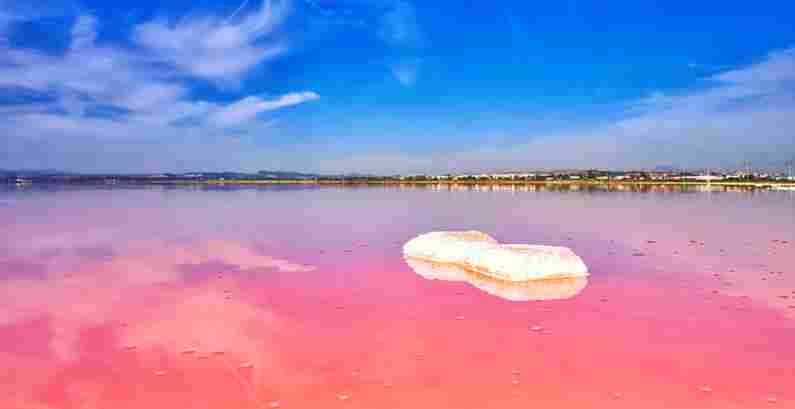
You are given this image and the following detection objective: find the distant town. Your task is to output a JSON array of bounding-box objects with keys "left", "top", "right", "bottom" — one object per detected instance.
[{"left": 4, "top": 168, "right": 795, "bottom": 189}]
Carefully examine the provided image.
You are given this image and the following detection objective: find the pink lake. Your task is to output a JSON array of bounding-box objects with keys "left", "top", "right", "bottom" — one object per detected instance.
[{"left": 1, "top": 185, "right": 794, "bottom": 409}]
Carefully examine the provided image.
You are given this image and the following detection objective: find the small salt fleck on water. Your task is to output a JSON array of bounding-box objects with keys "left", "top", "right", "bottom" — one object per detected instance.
[
  {"left": 767, "top": 397, "right": 777, "bottom": 404},
  {"left": 455, "top": 315, "right": 465, "bottom": 320},
  {"left": 699, "top": 386, "right": 713, "bottom": 393},
  {"left": 530, "top": 325, "right": 543, "bottom": 331},
  {"left": 613, "top": 392, "right": 622, "bottom": 399},
  {"left": 155, "top": 370, "right": 167, "bottom": 376},
  {"left": 338, "top": 394, "right": 350, "bottom": 401},
  {"left": 240, "top": 362, "right": 253, "bottom": 368},
  {"left": 268, "top": 401, "right": 280, "bottom": 408}
]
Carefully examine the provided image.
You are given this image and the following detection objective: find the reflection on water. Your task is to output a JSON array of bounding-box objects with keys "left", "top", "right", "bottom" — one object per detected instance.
[
  {"left": 1, "top": 186, "right": 794, "bottom": 409},
  {"left": 405, "top": 256, "right": 588, "bottom": 301}
]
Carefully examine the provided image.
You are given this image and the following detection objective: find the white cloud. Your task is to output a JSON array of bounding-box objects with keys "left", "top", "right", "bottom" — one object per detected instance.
[
  {"left": 312, "top": 47, "right": 795, "bottom": 174},
  {"left": 389, "top": 58, "right": 420, "bottom": 86},
  {"left": 0, "top": 3, "right": 318, "bottom": 140},
  {"left": 378, "top": 0, "right": 421, "bottom": 48},
  {"left": 133, "top": 0, "right": 290, "bottom": 83},
  {"left": 70, "top": 14, "right": 97, "bottom": 50},
  {"left": 377, "top": 1, "right": 424, "bottom": 86},
  {"left": 208, "top": 91, "right": 319, "bottom": 127}
]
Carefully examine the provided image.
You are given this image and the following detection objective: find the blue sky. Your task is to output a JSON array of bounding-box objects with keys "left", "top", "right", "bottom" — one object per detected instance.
[{"left": 1, "top": 0, "right": 795, "bottom": 173}]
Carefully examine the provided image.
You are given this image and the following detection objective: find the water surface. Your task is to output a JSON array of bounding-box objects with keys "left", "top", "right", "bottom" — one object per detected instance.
[{"left": 1, "top": 185, "right": 794, "bottom": 408}]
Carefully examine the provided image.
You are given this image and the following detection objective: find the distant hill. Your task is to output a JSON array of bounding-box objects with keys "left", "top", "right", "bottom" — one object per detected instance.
[
  {"left": 257, "top": 170, "right": 324, "bottom": 179},
  {"left": 0, "top": 169, "right": 70, "bottom": 177}
]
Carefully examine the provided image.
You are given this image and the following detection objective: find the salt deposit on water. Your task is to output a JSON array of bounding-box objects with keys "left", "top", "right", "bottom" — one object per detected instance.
[{"left": 403, "top": 231, "right": 589, "bottom": 281}]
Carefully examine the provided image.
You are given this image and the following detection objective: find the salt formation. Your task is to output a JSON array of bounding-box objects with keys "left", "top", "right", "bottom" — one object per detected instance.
[
  {"left": 404, "top": 257, "right": 587, "bottom": 301},
  {"left": 403, "top": 231, "right": 588, "bottom": 282}
]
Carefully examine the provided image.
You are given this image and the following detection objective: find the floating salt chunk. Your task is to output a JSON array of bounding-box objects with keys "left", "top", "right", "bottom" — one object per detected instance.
[
  {"left": 767, "top": 397, "right": 777, "bottom": 403},
  {"left": 403, "top": 231, "right": 588, "bottom": 281},
  {"left": 511, "top": 369, "right": 521, "bottom": 375},
  {"left": 613, "top": 392, "right": 622, "bottom": 399},
  {"left": 240, "top": 362, "right": 253, "bottom": 368},
  {"left": 530, "top": 325, "right": 543, "bottom": 332},
  {"left": 268, "top": 401, "right": 281, "bottom": 408},
  {"left": 155, "top": 370, "right": 167, "bottom": 376},
  {"left": 511, "top": 379, "right": 520, "bottom": 385},
  {"left": 455, "top": 315, "right": 465, "bottom": 320},
  {"left": 338, "top": 394, "right": 350, "bottom": 401},
  {"left": 699, "top": 386, "right": 713, "bottom": 393}
]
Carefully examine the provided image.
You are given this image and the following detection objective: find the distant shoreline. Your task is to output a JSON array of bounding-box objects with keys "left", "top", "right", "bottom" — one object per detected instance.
[{"left": 9, "top": 178, "right": 795, "bottom": 189}]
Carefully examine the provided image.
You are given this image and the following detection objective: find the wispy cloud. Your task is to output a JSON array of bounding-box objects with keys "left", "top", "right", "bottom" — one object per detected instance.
[
  {"left": 69, "top": 14, "right": 97, "bottom": 50},
  {"left": 389, "top": 58, "right": 421, "bottom": 87},
  {"left": 209, "top": 92, "right": 319, "bottom": 127},
  {"left": 378, "top": 0, "right": 422, "bottom": 48},
  {"left": 0, "top": 1, "right": 320, "bottom": 171},
  {"left": 317, "top": 47, "right": 795, "bottom": 173},
  {"left": 133, "top": 0, "right": 290, "bottom": 84},
  {"left": 381, "top": 1, "right": 423, "bottom": 87},
  {"left": 0, "top": 3, "right": 317, "bottom": 126}
]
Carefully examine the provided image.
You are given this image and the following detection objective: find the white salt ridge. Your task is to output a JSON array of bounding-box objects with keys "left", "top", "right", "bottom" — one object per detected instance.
[{"left": 403, "top": 231, "right": 589, "bottom": 282}]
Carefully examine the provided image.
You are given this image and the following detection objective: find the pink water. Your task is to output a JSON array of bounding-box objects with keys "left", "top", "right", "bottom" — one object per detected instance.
[{"left": 1, "top": 185, "right": 794, "bottom": 409}]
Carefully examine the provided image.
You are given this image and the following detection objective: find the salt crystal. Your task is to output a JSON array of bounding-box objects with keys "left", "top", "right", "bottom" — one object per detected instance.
[{"left": 403, "top": 231, "right": 588, "bottom": 281}]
